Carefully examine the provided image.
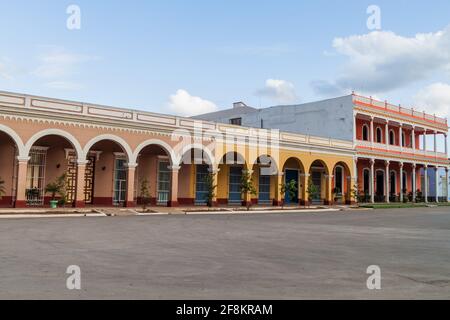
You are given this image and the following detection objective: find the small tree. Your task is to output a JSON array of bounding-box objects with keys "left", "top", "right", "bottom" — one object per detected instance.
[
  {"left": 139, "top": 179, "right": 151, "bottom": 210},
  {"left": 204, "top": 172, "right": 217, "bottom": 208},
  {"left": 306, "top": 178, "right": 319, "bottom": 207},
  {"left": 240, "top": 171, "right": 257, "bottom": 211},
  {"left": 45, "top": 173, "right": 67, "bottom": 207},
  {"left": 280, "top": 179, "right": 298, "bottom": 208},
  {"left": 0, "top": 177, "right": 5, "bottom": 200},
  {"left": 350, "top": 183, "right": 359, "bottom": 204}
]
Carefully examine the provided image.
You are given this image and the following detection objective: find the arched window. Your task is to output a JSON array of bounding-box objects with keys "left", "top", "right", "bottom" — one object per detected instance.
[
  {"left": 390, "top": 171, "right": 396, "bottom": 195},
  {"left": 376, "top": 127, "right": 382, "bottom": 143},
  {"left": 362, "top": 125, "right": 369, "bottom": 141},
  {"left": 402, "top": 172, "right": 407, "bottom": 194},
  {"left": 389, "top": 130, "right": 395, "bottom": 145},
  {"left": 334, "top": 166, "right": 344, "bottom": 195},
  {"left": 363, "top": 169, "right": 370, "bottom": 194}
]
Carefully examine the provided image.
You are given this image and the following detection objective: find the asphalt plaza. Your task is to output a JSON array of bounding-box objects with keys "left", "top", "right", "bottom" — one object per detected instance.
[{"left": 0, "top": 207, "right": 449, "bottom": 299}]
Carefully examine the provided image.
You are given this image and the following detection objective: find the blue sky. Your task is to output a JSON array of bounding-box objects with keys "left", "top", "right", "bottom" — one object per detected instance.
[{"left": 1, "top": 0, "right": 450, "bottom": 146}]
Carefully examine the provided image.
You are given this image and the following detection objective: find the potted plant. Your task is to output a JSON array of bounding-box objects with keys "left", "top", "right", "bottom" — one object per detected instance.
[
  {"left": 139, "top": 179, "right": 151, "bottom": 211},
  {"left": 0, "top": 177, "right": 5, "bottom": 200},
  {"left": 45, "top": 173, "right": 67, "bottom": 209},
  {"left": 204, "top": 172, "right": 217, "bottom": 208},
  {"left": 306, "top": 178, "right": 319, "bottom": 207},
  {"left": 332, "top": 187, "right": 342, "bottom": 203},
  {"left": 240, "top": 170, "right": 257, "bottom": 211},
  {"left": 280, "top": 179, "right": 298, "bottom": 208}
]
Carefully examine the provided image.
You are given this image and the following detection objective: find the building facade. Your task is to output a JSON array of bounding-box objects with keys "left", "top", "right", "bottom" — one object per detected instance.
[
  {"left": 195, "top": 93, "right": 450, "bottom": 203},
  {"left": 0, "top": 90, "right": 356, "bottom": 208}
]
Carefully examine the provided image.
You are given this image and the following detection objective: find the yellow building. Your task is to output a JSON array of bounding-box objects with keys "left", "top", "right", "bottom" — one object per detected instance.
[{"left": 0, "top": 90, "right": 355, "bottom": 208}]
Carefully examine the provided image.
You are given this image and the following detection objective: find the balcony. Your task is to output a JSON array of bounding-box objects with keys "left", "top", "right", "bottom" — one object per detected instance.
[
  {"left": 356, "top": 140, "right": 448, "bottom": 162},
  {"left": 353, "top": 94, "right": 448, "bottom": 129}
]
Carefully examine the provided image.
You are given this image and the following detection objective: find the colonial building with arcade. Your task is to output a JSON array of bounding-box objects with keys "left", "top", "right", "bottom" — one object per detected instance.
[
  {"left": 0, "top": 90, "right": 448, "bottom": 209},
  {"left": 0, "top": 90, "right": 355, "bottom": 208}
]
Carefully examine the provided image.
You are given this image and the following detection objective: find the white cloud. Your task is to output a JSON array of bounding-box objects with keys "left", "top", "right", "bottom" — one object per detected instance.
[
  {"left": 44, "top": 81, "right": 84, "bottom": 90},
  {"left": 313, "top": 26, "right": 450, "bottom": 95},
  {"left": 168, "top": 89, "right": 218, "bottom": 116},
  {"left": 257, "top": 79, "right": 298, "bottom": 103},
  {"left": 31, "top": 47, "right": 97, "bottom": 90},
  {"left": 218, "top": 44, "right": 295, "bottom": 56},
  {"left": 0, "top": 57, "right": 17, "bottom": 80},
  {"left": 414, "top": 83, "right": 450, "bottom": 118},
  {"left": 33, "top": 48, "right": 95, "bottom": 79}
]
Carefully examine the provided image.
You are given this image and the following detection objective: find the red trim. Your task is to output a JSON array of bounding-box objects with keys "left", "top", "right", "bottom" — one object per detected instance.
[
  {"left": 92, "top": 197, "right": 113, "bottom": 205},
  {"left": 354, "top": 98, "right": 448, "bottom": 128},
  {"left": 74, "top": 201, "right": 85, "bottom": 208},
  {"left": 125, "top": 201, "right": 136, "bottom": 208},
  {"left": 178, "top": 198, "right": 195, "bottom": 205},
  {"left": 167, "top": 200, "right": 179, "bottom": 207},
  {"left": 14, "top": 200, "right": 27, "bottom": 208},
  {"left": 356, "top": 146, "right": 449, "bottom": 163},
  {"left": 0, "top": 196, "right": 13, "bottom": 206}
]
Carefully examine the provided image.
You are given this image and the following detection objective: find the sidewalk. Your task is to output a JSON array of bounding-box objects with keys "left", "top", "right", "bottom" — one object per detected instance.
[{"left": 0, "top": 205, "right": 356, "bottom": 219}]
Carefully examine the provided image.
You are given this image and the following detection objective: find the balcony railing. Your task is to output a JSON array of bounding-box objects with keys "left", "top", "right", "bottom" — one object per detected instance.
[
  {"left": 353, "top": 94, "right": 448, "bottom": 127},
  {"left": 356, "top": 140, "right": 448, "bottom": 159}
]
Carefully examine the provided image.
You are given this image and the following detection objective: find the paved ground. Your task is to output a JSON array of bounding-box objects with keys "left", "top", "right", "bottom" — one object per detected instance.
[{"left": 0, "top": 207, "right": 449, "bottom": 299}]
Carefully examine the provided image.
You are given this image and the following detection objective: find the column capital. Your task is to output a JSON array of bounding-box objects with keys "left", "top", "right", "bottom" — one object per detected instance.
[
  {"left": 369, "top": 158, "right": 375, "bottom": 165},
  {"left": 16, "top": 156, "right": 30, "bottom": 163},
  {"left": 208, "top": 167, "right": 220, "bottom": 174},
  {"left": 412, "top": 163, "right": 417, "bottom": 169},
  {"left": 77, "top": 160, "right": 89, "bottom": 166},
  {"left": 168, "top": 165, "right": 181, "bottom": 172},
  {"left": 399, "top": 162, "right": 404, "bottom": 168},
  {"left": 126, "top": 163, "right": 138, "bottom": 169},
  {"left": 384, "top": 160, "right": 390, "bottom": 166}
]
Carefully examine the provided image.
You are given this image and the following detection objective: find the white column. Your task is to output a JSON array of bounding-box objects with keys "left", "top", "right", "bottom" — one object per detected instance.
[
  {"left": 412, "top": 164, "right": 417, "bottom": 202},
  {"left": 434, "top": 131, "right": 438, "bottom": 156},
  {"left": 385, "top": 160, "right": 390, "bottom": 203},
  {"left": 399, "top": 162, "right": 404, "bottom": 202},
  {"left": 424, "top": 165, "right": 428, "bottom": 203},
  {"left": 446, "top": 168, "right": 449, "bottom": 203},
  {"left": 412, "top": 127, "right": 416, "bottom": 153},
  {"left": 385, "top": 121, "right": 389, "bottom": 149},
  {"left": 370, "top": 117, "right": 374, "bottom": 147},
  {"left": 423, "top": 131, "right": 427, "bottom": 151},
  {"left": 445, "top": 134, "right": 448, "bottom": 155},
  {"left": 435, "top": 167, "right": 439, "bottom": 203},
  {"left": 370, "top": 159, "right": 375, "bottom": 203},
  {"left": 399, "top": 125, "right": 403, "bottom": 152}
]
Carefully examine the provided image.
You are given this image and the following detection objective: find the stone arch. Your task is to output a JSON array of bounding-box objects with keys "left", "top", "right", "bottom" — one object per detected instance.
[
  {"left": 83, "top": 134, "right": 133, "bottom": 163},
  {"left": 24, "top": 129, "right": 83, "bottom": 158},
  {"left": 0, "top": 124, "right": 25, "bottom": 157},
  {"left": 177, "top": 143, "right": 215, "bottom": 167},
  {"left": 132, "top": 139, "right": 177, "bottom": 166}
]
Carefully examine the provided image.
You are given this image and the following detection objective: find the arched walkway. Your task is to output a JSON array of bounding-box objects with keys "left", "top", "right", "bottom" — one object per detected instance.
[
  {"left": 0, "top": 128, "right": 22, "bottom": 207},
  {"left": 281, "top": 157, "right": 305, "bottom": 205},
  {"left": 22, "top": 132, "right": 83, "bottom": 207},
  {"left": 332, "top": 162, "right": 351, "bottom": 204},
  {"left": 307, "top": 160, "right": 330, "bottom": 205},
  {"left": 218, "top": 152, "right": 248, "bottom": 205}
]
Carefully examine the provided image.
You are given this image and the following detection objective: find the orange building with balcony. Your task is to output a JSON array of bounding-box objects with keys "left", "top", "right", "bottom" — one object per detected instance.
[{"left": 353, "top": 94, "right": 449, "bottom": 203}]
